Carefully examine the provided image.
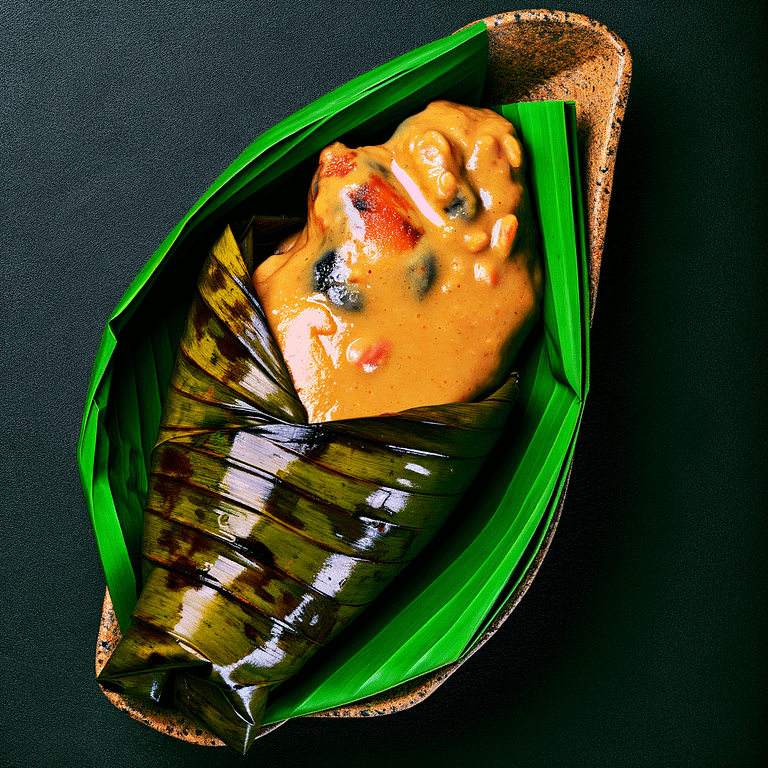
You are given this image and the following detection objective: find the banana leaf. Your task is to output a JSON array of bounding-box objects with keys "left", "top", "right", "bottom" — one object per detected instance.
[
  {"left": 265, "top": 99, "right": 588, "bottom": 724},
  {"left": 79, "top": 22, "right": 589, "bottom": 742},
  {"left": 78, "top": 21, "right": 490, "bottom": 632},
  {"left": 97, "top": 222, "right": 522, "bottom": 751}
]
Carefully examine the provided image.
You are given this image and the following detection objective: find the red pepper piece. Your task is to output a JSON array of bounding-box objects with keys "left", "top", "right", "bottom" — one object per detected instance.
[
  {"left": 349, "top": 176, "right": 422, "bottom": 252},
  {"left": 356, "top": 339, "right": 392, "bottom": 370},
  {"left": 321, "top": 152, "right": 357, "bottom": 178}
]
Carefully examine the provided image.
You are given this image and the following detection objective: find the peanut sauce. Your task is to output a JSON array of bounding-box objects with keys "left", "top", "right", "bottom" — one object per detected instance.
[{"left": 254, "top": 101, "right": 543, "bottom": 422}]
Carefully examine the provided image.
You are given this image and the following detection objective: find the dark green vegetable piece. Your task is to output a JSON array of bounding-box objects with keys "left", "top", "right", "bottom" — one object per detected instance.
[{"left": 97, "top": 224, "right": 519, "bottom": 753}]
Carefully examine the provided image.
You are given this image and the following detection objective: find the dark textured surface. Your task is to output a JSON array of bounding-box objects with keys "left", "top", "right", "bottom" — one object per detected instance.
[{"left": 2, "top": 1, "right": 766, "bottom": 766}]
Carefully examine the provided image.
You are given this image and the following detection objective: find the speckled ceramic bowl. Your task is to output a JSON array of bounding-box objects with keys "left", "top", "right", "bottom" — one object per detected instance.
[{"left": 96, "top": 9, "right": 631, "bottom": 745}]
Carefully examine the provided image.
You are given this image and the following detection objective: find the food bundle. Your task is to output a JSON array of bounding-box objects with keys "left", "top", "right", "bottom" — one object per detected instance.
[
  {"left": 81, "top": 21, "right": 593, "bottom": 753},
  {"left": 98, "top": 99, "right": 539, "bottom": 752}
]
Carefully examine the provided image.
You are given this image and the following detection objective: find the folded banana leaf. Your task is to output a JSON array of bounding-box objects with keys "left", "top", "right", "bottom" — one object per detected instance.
[
  {"left": 81, "top": 18, "right": 602, "bottom": 748},
  {"left": 97, "top": 222, "right": 521, "bottom": 751},
  {"left": 79, "top": 21, "right": 491, "bottom": 637}
]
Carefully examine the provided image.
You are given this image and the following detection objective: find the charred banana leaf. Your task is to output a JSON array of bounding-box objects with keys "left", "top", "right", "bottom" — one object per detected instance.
[{"left": 98, "top": 224, "right": 519, "bottom": 752}]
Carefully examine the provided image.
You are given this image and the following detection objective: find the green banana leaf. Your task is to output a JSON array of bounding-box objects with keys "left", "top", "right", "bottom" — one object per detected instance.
[
  {"left": 78, "top": 22, "right": 589, "bottom": 728},
  {"left": 97, "top": 223, "right": 523, "bottom": 751},
  {"left": 264, "top": 99, "right": 589, "bottom": 723}
]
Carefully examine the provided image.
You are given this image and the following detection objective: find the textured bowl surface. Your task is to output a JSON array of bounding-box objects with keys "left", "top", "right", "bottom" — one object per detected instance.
[{"left": 96, "top": 8, "right": 631, "bottom": 745}]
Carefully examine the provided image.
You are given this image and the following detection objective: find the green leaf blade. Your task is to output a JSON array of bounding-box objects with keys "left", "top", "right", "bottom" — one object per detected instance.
[{"left": 79, "top": 25, "right": 591, "bottom": 722}]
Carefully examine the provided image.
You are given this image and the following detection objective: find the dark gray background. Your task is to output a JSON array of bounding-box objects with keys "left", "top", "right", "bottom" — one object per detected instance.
[{"left": 2, "top": 1, "right": 766, "bottom": 766}]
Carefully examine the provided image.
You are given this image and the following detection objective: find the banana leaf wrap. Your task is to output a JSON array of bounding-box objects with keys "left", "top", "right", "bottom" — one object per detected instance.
[{"left": 97, "top": 222, "right": 520, "bottom": 751}]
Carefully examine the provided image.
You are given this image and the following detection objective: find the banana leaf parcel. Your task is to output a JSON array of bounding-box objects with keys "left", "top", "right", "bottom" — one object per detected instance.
[
  {"left": 79, "top": 22, "right": 591, "bottom": 750},
  {"left": 97, "top": 219, "right": 522, "bottom": 750}
]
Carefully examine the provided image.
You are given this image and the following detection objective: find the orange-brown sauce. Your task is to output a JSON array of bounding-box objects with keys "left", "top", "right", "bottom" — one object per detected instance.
[{"left": 254, "top": 101, "right": 543, "bottom": 422}]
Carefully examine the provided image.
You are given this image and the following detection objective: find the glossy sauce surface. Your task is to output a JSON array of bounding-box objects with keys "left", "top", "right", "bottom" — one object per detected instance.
[{"left": 254, "top": 101, "right": 542, "bottom": 422}]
